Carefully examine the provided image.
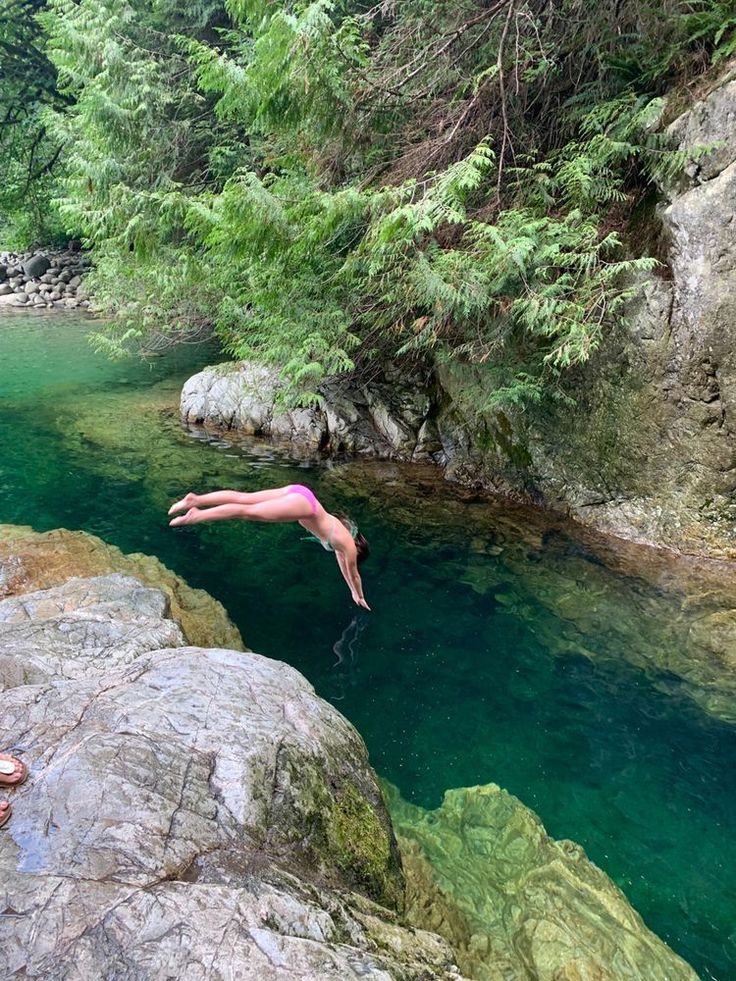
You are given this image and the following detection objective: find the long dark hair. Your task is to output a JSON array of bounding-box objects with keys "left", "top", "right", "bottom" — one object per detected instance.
[{"left": 336, "top": 513, "right": 370, "bottom": 565}]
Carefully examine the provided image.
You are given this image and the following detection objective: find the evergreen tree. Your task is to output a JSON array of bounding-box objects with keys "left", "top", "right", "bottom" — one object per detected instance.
[
  {"left": 38, "top": 0, "right": 736, "bottom": 403},
  {"left": 0, "top": 0, "right": 69, "bottom": 244}
]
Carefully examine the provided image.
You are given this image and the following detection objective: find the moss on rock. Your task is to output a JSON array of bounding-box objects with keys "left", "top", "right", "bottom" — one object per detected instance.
[
  {"left": 327, "top": 783, "right": 403, "bottom": 911},
  {"left": 386, "top": 782, "right": 698, "bottom": 981}
]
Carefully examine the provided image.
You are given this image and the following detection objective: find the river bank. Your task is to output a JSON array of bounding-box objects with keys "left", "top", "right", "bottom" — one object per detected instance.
[
  {"left": 176, "top": 72, "right": 736, "bottom": 564},
  {"left": 0, "top": 246, "right": 90, "bottom": 310}
]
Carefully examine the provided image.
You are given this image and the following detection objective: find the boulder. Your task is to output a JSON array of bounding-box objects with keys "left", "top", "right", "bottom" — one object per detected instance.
[
  {"left": 0, "top": 575, "right": 185, "bottom": 690},
  {"left": 0, "top": 284, "right": 11, "bottom": 296},
  {"left": 180, "top": 362, "right": 438, "bottom": 461},
  {"left": 21, "top": 254, "right": 51, "bottom": 279},
  {"left": 0, "top": 549, "right": 459, "bottom": 980},
  {"left": 0, "top": 525, "right": 242, "bottom": 651}
]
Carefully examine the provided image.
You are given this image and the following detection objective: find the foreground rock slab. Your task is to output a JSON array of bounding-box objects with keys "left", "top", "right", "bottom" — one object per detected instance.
[
  {"left": 0, "top": 524, "right": 242, "bottom": 651},
  {"left": 0, "top": 534, "right": 460, "bottom": 979},
  {"left": 389, "top": 784, "right": 698, "bottom": 981}
]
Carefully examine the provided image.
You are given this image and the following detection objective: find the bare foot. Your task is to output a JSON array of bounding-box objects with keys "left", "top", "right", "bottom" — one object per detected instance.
[
  {"left": 168, "top": 493, "right": 197, "bottom": 516},
  {"left": 0, "top": 800, "right": 11, "bottom": 829},
  {"left": 169, "top": 507, "right": 201, "bottom": 527}
]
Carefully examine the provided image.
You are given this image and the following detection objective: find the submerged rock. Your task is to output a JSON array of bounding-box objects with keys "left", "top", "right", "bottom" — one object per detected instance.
[
  {"left": 0, "top": 548, "right": 460, "bottom": 979},
  {"left": 388, "top": 783, "right": 698, "bottom": 981}
]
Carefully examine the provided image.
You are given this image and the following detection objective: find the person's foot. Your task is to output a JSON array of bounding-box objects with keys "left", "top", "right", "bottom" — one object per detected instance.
[
  {"left": 0, "top": 754, "right": 27, "bottom": 787},
  {"left": 0, "top": 801, "right": 10, "bottom": 829},
  {"left": 169, "top": 507, "right": 201, "bottom": 527},
  {"left": 168, "top": 493, "right": 197, "bottom": 516}
]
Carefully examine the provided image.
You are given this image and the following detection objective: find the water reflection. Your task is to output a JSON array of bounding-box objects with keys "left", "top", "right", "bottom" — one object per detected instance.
[{"left": 330, "top": 615, "right": 370, "bottom": 701}]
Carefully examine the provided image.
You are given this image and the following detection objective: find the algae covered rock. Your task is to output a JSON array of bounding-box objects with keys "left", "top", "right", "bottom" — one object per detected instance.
[
  {"left": 0, "top": 524, "right": 242, "bottom": 651},
  {"left": 387, "top": 783, "right": 698, "bottom": 981}
]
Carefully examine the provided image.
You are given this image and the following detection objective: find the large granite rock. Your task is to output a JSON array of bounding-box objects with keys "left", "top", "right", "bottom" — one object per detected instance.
[
  {"left": 0, "top": 574, "right": 185, "bottom": 689},
  {"left": 0, "top": 524, "right": 242, "bottom": 651},
  {"left": 0, "top": 560, "right": 460, "bottom": 978},
  {"left": 180, "top": 362, "right": 437, "bottom": 461},
  {"left": 388, "top": 784, "right": 698, "bottom": 981}
]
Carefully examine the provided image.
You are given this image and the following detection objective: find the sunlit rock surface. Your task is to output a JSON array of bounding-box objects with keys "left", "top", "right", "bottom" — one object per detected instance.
[
  {"left": 0, "top": 548, "right": 460, "bottom": 979},
  {"left": 388, "top": 783, "right": 698, "bottom": 981},
  {"left": 0, "top": 524, "right": 242, "bottom": 651}
]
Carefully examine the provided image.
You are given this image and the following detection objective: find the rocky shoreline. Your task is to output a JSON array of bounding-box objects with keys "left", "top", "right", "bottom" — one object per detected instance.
[
  {"left": 0, "top": 525, "right": 697, "bottom": 979},
  {"left": 0, "top": 245, "right": 91, "bottom": 310}
]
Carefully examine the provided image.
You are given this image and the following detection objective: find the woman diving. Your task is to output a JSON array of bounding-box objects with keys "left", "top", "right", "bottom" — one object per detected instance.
[{"left": 168, "top": 484, "right": 371, "bottom": 609}]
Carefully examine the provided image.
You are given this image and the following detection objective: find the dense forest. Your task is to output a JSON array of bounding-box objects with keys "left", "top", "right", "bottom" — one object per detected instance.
[{"left": 1, "top": 0, "right": 734, "bottom": 406}]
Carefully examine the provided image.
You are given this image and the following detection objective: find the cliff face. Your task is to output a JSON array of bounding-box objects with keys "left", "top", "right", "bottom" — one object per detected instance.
[{"left": 436, "top": 71, "right": 736, "bottom": 559}]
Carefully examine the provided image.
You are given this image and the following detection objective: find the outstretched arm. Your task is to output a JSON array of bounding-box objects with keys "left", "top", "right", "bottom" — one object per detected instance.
[{"left": 336, "top": 551, "right": 370, "bottom": 610}]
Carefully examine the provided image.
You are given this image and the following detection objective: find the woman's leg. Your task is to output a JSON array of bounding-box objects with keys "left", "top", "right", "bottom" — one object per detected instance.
[
  {"left": 169, "top": 494, "right": 312, "bottom": 526},
  {"left": 169, "top": 486, "right": 291, "bottom": 515}
]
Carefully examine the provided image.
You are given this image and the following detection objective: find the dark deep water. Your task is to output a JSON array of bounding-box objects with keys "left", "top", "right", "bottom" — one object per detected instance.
[{"left": 2, "top": 311, "right": 736, "bottom": 978}]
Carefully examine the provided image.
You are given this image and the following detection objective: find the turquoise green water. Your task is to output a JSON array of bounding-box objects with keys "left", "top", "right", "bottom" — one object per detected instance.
[{"left": 2, "top": 311, "right": 736, "bottom": 978}]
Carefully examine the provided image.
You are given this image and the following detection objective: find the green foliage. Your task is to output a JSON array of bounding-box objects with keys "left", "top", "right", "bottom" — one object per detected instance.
[
  {"left": 26, "top": 0, "right": 736, "bottom": 406},
  {"left": 0, "top": 0, "right": 70, "bottom": 245},
  {"left": 682, "top": 0, "right": 736, "bottom": 63}
]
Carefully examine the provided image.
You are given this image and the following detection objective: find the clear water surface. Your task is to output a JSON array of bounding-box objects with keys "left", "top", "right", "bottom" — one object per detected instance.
[{"left": 2, "top": 311, "right": 736, "bottom": 979}]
